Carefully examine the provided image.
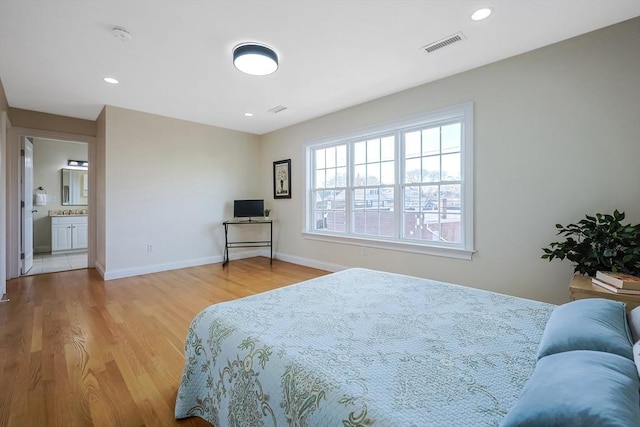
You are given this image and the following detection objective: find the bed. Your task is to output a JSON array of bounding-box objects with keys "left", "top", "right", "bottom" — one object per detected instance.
[{"left": 175, "top": 268, "right": 640, "bottom": 426}]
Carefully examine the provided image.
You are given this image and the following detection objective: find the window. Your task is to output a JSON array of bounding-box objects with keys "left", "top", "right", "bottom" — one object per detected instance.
[{"left": 305, "top": 102, "right": 474, "bottom": 259}]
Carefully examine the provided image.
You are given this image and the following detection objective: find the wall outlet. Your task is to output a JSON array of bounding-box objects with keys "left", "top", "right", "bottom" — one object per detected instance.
[{"left": 147, "top": 244, "right": 153, "bottom": 252}]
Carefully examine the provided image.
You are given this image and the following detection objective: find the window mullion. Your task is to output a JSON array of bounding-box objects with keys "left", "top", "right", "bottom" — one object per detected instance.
[
  {"left": 395, "top": 130, "right": 402, "bottom": 239},
  {"left": 346, "top": 140, "right": 353, "bottom": 235}
]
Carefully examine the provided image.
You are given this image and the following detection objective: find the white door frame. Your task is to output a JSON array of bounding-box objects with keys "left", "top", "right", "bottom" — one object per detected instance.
[
  {"left": 20, "top": 136, "right": 34, "bottom": 274},
  {"left": 6, "top": 127, "right": 96, "bottom": 279},
  {"left": 0, "top": 112, "right": 8, "bottom": 298}
]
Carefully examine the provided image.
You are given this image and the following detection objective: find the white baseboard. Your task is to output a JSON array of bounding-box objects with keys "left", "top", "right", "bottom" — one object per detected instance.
[
  {"left": 101, "top": 250, "right": 267, "bottom": 280},
  {"left": 268, "top": 250, "right": 347, "bottom": 273},
  {"left": 223, "top": 249, "right": 264, "bottom": 263},
  {"left": 98, "top": 249, "right": 346, "bottom": 281},
  {"left": 102, "top": 255, "right": 222, "bottom": 280},
  {"left": 94, "top": 260, "right": 106, "bottom": 278}
]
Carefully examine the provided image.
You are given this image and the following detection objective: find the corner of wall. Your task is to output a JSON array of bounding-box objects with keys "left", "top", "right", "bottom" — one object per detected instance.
[
  {"left": 0, "top": 77, "right": 8, "bottom": 293},
  {"left": 94, "top": 107, "right": 107, "bottom": 272}
]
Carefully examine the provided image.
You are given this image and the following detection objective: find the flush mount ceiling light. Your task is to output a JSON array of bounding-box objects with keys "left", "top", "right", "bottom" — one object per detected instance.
[
  {"left": 233, "top": 43, "right": 278, "bottom": 76},
  {"left": 104, "top": 77, "right": 119, "bottom": 84},
  {"left": 471, "top": 7, "right": 493, "bottom": 21}
]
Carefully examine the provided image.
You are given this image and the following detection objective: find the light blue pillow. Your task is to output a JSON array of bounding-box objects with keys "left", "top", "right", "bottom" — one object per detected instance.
[
  {"left": 537, "top": 298, "right": 633, "bottom": 360},
  {"left": 502, "top": 350, "right": 640, "bottom": 427},
  {"left": 627, "top": 306, "right": 640, "bottom": 378}
]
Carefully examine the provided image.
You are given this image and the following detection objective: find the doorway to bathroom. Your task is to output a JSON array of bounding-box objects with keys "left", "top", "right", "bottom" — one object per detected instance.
[{"left": 21, "top": 136, "right": 89, "bottom": 276}]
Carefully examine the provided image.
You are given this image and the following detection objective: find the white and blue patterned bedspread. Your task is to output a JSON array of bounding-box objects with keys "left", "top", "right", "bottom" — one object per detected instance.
[{"left": 175, "top": 268, "right": 555, "bottom": 426}]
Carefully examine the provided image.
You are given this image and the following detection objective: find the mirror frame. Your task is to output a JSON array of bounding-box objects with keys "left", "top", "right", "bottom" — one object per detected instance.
[{"left": 61, "top": 168, "right": 89, "bottom": 206}]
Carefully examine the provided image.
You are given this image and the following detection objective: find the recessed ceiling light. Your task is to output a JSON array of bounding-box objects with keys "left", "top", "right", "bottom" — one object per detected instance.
[
  {"left": 104, "top": 77, "right": 119, "bottom": 84},
  {"left": 244, "top": 112, "right": 254, "bottom": 117},
  {"left": 471, "top": 8, "right": 493, "bottom": 21}
]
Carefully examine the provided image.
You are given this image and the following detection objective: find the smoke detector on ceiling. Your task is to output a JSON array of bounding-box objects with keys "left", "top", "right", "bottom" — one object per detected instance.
[{"left": 111, "top": 26, "right": 132, "bottom": 41}]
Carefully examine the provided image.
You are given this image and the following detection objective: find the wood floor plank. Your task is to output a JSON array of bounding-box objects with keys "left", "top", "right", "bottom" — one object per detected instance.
[
  {"left": 0, "top": 257, "right": 327, "bottom": 426},
  {"left": 30, "top": 306, "right": 43, "bottom": 353}
]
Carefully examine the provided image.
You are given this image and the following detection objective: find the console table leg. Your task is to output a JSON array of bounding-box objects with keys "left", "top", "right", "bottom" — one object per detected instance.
[{"left": 223, "top": 223, "right": 229, "bottom": 267}]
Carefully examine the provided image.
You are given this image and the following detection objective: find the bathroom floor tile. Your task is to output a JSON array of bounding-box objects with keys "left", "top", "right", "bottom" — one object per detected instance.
[{"left": 24, "top": 251, "right": 88, "bottom": 276}]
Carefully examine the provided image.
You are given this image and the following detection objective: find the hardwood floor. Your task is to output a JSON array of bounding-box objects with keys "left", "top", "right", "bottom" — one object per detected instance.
[{"left": 0, "top": 257, "right": 328, "bottom": 427}]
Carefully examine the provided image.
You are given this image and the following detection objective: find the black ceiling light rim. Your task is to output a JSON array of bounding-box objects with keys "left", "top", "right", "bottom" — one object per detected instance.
[{"left": 233, "top": 43, "right": 279, "bottom": 74}]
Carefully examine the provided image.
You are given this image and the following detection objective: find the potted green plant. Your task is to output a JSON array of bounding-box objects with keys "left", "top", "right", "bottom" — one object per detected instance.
[
  {"left": 263, "top": 208, "right": 271, "bottom": 219},
  {"left": 542, "top": 210, "right": 640, "bottom": 276}
]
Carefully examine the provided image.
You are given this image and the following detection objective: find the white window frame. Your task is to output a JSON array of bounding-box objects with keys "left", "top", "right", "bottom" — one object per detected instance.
[{"left": 304, "top": 102, "right": 474, "bottom": 260}]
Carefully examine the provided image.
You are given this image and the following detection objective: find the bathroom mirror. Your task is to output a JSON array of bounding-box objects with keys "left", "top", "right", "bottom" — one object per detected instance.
[{"left": 61, "top": 168, "right": 88, "bottom": 206}]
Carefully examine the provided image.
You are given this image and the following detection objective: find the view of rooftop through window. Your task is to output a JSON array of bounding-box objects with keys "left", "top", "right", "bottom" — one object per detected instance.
[{"left": 307, "top": 103, "right": 473, "bottom": 256}]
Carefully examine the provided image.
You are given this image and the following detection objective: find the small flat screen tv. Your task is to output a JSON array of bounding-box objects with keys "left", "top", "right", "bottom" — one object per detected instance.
[{"left": 234, "top": 199, "right": 264, "bottom": 218}]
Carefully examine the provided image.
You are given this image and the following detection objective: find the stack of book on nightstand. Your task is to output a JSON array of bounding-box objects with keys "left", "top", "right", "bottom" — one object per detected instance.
[{"left": 592, "top": 271, "right": 640, "bottom": 294}]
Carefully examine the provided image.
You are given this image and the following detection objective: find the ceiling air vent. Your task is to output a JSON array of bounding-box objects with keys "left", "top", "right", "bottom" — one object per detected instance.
[
  {"left": 422, "top": 32, "right": 466, "bottom": 54},
  {"left": 268, "top": 105, "right": 287, "bottom": 114}
]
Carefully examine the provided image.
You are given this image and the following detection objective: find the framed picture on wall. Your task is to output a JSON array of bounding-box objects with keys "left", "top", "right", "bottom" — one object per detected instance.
[{"left": 273, "top": 159, "right": 291, "bottom": 199}]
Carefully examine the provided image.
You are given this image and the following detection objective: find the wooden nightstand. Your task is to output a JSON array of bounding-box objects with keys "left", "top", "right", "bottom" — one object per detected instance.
[{"left": 569, "top": 275, "right": 640, "bottom": 311}]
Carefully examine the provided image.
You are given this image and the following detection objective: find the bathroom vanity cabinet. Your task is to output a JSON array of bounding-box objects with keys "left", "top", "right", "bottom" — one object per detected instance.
[{"left": 51, "top": 215, "right": 88, "bottom": 253}]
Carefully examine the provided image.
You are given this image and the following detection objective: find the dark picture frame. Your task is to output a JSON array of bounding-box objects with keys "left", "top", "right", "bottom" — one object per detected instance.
[{"left": 273, "top": 159, "right": 291, "bottom": 199}]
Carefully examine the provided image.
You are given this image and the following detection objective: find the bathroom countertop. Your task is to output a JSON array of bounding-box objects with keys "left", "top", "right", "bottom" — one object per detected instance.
[{"left": 49, "top": 210, "right": 88, "bottom": 217}]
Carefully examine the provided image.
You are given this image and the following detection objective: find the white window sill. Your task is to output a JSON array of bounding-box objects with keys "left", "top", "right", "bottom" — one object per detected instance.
[{"left": 302, "top": 231, "right": 475, "bottom": 260}]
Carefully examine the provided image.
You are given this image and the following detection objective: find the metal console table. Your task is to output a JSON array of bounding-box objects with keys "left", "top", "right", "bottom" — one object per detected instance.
[{"left": 222, "top": 219, "right": 273, "bottom": 266}]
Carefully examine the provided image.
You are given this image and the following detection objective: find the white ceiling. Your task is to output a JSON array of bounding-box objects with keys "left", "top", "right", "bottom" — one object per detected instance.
[{"left": 1, "top": 1, "right": 638, "bottom": 135}]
